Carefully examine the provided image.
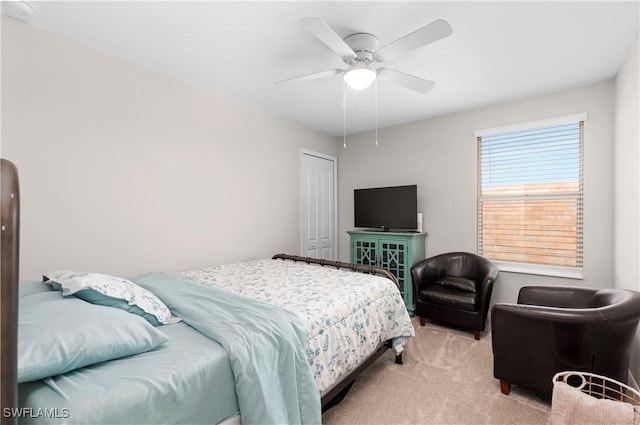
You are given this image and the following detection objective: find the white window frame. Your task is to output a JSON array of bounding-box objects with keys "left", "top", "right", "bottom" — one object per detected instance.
[{"left": 475, "top": 113, "right": 587, "bottom": 279}]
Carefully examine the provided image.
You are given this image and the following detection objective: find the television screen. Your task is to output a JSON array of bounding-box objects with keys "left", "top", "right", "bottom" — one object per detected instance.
[{"left": 354, "top": 185, "right": 417, "bottom": 231}]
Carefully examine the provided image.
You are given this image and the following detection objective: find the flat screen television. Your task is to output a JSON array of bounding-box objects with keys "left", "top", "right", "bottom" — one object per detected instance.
[{"left": 354, "top": 185, "right": 418, "bottom": 231}]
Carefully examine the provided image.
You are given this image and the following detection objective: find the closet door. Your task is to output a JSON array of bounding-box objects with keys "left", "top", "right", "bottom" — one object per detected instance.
[{"left": 300, "top": 151, "right": 336, "bottom": 260}]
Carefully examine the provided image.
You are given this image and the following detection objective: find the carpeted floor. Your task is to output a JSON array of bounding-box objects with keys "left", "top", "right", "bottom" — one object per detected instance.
[{"left": 322, "top": 317, "right": 551, "bottom": 424}]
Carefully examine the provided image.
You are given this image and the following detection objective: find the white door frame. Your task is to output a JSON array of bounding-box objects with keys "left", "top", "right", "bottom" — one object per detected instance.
[{"left": 300, "top": 149, "right": 338, "bottom": 259}]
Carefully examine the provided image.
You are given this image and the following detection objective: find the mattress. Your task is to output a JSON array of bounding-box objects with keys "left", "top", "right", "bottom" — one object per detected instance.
[
  {"left": 183, "top": 258, "right": 415, "bottom": 393},
  {"left": 16, "top": 258, "right": 414, "bottom": 424},
  {"left": 18, "top": 322, "right": 239, "bottom": 425}
]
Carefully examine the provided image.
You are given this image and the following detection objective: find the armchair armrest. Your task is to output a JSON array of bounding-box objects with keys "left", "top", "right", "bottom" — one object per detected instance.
[
  {"left": 492, "top": 302, "right": 605, "bottom": 326},
  {"left": 482, "top": 262, "right": 500, "bottom": 283},
  {"left": 411, "top": 258, "right": 440, "bottom": 294},
  {"left": 517, "top": 286, "right": 596, "bottom": 308},
  {"left": 479, "top": 263, "right": 499, "bottom": 294}
]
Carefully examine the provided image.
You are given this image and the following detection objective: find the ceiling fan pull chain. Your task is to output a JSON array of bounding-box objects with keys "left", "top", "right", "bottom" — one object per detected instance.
[
  {"left": 375, "top": 79, "right": 379, "bottom": 146},
  {"left": 343, "top": 81, "right": 347, "bottom": 149}
]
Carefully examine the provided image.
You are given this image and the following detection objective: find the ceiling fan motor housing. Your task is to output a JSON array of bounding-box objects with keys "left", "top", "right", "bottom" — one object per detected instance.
[{"left": 343, "top": 33, "right": 379, "bottom": 65}]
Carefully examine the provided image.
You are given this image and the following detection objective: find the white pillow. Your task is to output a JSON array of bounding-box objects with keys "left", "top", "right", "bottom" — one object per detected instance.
[{"left": 44, "top": 271, "right": 181, "bottom": 326}]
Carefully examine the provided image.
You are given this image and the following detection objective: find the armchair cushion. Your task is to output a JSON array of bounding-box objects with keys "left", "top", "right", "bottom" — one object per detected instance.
[
  {"left": 420, "top": 284, "right": 478, "bottom": 311},
  {"left": 436, "top": 276, "right": 477, "bottom": 293}
]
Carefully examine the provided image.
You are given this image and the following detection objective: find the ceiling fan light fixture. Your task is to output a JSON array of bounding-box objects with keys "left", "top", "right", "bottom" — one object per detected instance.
[{"left": 343, "top": 63, "right": 376, "bottom": 90}]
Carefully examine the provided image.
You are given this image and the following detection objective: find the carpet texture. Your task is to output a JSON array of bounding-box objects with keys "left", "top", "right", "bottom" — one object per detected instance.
[{"left": 322, "top": 317, "right": 551, "bottom": 424}]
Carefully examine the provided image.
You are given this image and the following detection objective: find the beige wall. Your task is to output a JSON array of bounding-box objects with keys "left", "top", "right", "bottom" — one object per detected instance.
[
  {"left": 1, "top": 18, "right": 337, "bottom": 277},
  {"left": 614, "top": 33, "right": 640, "bottom": 386},
  {"left": 614, "top": 33, "right": 640, "bottom": 293},
  {"left": 337, "top": 81, "right": 615, "bottom": 306}
]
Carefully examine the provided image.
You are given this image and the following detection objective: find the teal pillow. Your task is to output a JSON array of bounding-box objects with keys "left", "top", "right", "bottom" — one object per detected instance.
[
  {"left": 43, "top": 271, "right": 181, "bottom": 326},
  {"left": 18, "top": 291, "right": 170, "bottom": 383}
]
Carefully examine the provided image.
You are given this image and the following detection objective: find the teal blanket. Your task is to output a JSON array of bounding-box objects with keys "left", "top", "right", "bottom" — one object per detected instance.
[{"left": 133, "top": 272, "right": 321, "bottom": 425}]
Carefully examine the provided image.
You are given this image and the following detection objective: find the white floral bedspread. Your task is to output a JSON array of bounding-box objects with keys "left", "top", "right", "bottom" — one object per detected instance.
[{"left": 182, "top": 258, "right": 415, "bottom": 393}]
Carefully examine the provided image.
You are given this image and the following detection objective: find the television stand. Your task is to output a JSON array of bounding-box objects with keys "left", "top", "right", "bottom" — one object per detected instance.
[{"left": 348, "top": 230, "right": 427, "bottom": 314}]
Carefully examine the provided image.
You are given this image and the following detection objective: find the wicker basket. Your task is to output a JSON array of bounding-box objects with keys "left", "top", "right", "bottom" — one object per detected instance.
[{"left": 553, "top": 371, "right": 640, "bottom": 406}]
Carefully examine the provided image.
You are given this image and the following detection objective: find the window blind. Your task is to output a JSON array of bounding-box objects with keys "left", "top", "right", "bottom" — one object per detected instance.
[{"left": 477, "top": 120, "right": 584, "bottom": 270}]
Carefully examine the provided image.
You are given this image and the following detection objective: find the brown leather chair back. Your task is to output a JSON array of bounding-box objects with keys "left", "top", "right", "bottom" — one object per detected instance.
[{"left": 492, "top": 286, "right": 640, "bottom": 398}]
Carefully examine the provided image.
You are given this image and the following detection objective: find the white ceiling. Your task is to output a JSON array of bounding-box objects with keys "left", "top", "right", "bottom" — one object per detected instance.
[{"left": 7, "top": 1, "right": 640, "bottom": 137}]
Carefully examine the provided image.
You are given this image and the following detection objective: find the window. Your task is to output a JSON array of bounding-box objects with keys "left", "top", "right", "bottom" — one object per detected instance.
[{"left": 476, "top": 114, "right": 585, "bottom": 278}]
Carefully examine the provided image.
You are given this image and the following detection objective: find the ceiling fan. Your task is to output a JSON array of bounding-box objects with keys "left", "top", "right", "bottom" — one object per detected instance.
[{"left": 275, "top": 17, "right": 453, "bottom": 94}]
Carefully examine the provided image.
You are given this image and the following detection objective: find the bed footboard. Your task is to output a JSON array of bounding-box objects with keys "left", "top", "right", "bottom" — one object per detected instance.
[{"left": 271, "top": 253, "right": 400, "bottom": 290}]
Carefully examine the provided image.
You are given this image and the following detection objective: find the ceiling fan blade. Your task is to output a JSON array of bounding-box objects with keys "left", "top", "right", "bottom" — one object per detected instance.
[
  {"left": 375, "top": 19, "right": 453, "bottom": 62},
  {"left": 377, "top": 68, "right": 435, "bottom": 93},
  {"left": 275, "top": 69, "right": 343, "bottom": 87},
  {"left": 300, "top": 17, "right": 357, "bottom": 63}
]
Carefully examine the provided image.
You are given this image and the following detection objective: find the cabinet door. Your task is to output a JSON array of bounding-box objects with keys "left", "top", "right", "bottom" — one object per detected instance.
[
  {"left": 353, "top": 238, "right": 378, "bottom": 266},
  {"left": 378, "top": 240, "right": 409, "bottom": 306}
]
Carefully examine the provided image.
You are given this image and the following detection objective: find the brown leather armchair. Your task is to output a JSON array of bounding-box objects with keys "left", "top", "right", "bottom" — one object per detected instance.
[
  {"left": 411, "top": 252, "right": 499, "bottom": 340},
  {"left": 492, "top": 286, "right": 640, "bottom": 398}
]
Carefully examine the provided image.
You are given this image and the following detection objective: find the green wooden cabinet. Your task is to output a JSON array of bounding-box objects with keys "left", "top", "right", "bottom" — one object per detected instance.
[{"left": 348, "top": 230, "right": 427, "bottom": 314}]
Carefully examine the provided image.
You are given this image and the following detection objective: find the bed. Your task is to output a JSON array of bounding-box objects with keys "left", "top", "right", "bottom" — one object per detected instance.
[{"left": 0, "top": 158, "right": 415, "bottom": 425}]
